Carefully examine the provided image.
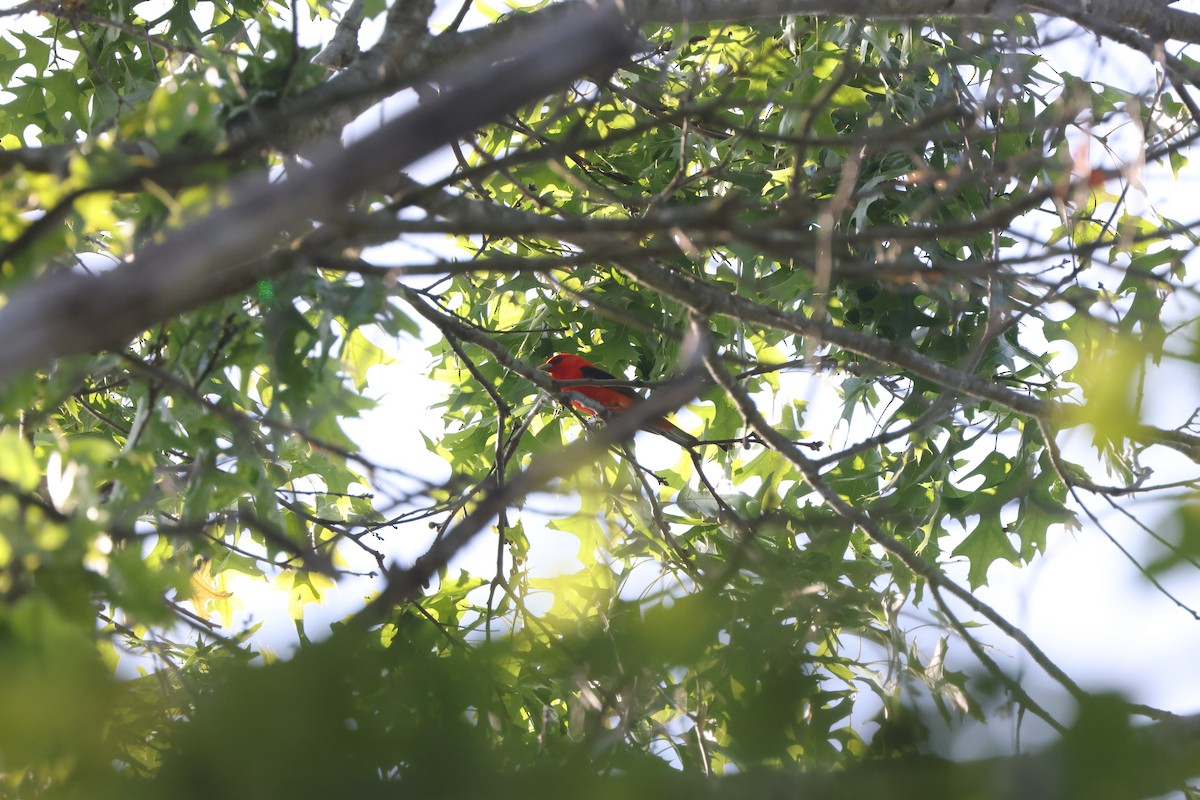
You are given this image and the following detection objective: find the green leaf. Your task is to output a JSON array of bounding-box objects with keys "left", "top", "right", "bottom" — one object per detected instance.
[
  {"left": 0, "top": 430, "right": 38, "bottom": 491},
  {"left": 340, "top": 327, "right": 394, "bottom": 390},
  {"left": 951, "top": 516, "right": 1019, "bottom": 589}
]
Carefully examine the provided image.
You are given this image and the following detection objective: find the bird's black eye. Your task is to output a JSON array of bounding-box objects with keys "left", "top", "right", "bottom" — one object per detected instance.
[{"left": 550, "top": 355, "right": 562, "bottom": 365}]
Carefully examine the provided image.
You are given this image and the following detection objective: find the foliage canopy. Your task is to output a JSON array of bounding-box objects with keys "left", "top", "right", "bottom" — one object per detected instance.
[{"left": 2, "top": 0, "right": 1200, "bottom": 796}]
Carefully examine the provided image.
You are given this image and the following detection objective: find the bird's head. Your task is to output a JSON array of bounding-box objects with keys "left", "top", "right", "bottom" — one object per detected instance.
[{"left": 538, "top": 352, "right": 589, "bottom": 378}]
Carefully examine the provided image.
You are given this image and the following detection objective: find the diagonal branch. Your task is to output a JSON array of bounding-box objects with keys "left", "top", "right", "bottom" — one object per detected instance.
[
  {"left": 615, "top": 258, "right": 1200, "bottom": 458},
  {"left": 693, "top": 323, "right": 1098, "bottom": 713},
  {"left": 351, "top": 340, "right": 709, "bottom": 626},
  {"left": 0, "top": 8, "right": 641, "bottom": 386}
]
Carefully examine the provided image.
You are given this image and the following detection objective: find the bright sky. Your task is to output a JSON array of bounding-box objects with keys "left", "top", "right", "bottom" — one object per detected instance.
[
  {"left": 220, "top": 4, "right": 1200, "bottom": 756},
  {"left": 325, "top": 7, "right": 1200, "bottom": 756},
  {"left": 5, "top": 0, "right": 1197, "bottom": 754}
]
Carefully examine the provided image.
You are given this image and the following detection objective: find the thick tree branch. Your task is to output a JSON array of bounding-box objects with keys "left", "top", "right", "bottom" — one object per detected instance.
[
  {"left": 0, "top": 9, "right": 640, "bottom": 385},
  {"left": 313, "top": 0, "right": 367, "bottom": 70},
  {"left": 246, "top": 0, "right": 1200, "bottom": 163}
]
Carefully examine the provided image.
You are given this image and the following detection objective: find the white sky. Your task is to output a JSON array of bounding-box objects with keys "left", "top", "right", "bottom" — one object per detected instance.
[
  {"left": 220, "top": 4, "right": 1200, "bottom": 759},
  {"left": 4, "top": 0, "right": 1198, "bottom": 758},
  {"left": 343, "top": 0, "right": 1200, "bottom": 707}
]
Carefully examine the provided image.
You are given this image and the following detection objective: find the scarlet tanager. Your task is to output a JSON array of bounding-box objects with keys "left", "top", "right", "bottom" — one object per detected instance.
[{"left": 539, "top": 352, "right": 726, "bottom": 450}]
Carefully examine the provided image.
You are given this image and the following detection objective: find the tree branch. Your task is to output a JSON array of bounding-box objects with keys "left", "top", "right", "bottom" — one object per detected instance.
[
  {"left": 0, "top": 8, "right": 641, "bottom": 386},
  {"left": 351, "top": 342, "right": 710, "bottom": 626}
]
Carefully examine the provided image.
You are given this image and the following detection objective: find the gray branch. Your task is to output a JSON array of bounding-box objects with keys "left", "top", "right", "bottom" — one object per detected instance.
[{"left": 0, "top": 8, "right": 640, "bottom": 385}]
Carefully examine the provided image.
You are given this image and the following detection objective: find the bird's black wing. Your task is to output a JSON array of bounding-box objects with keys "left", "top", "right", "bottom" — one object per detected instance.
[{"left": 579, "top": 363, "right": 642, "bottom": 401}]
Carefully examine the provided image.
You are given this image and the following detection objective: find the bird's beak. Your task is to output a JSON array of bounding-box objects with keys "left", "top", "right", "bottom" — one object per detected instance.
[{"left": 536, "top": 363, "right": 551, "bottom": 374}]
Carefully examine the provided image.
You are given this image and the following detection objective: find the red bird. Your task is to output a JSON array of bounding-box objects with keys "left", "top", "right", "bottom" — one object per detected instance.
[{"left": 538, "top": 352, "right": 720, "bottom": 449}]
